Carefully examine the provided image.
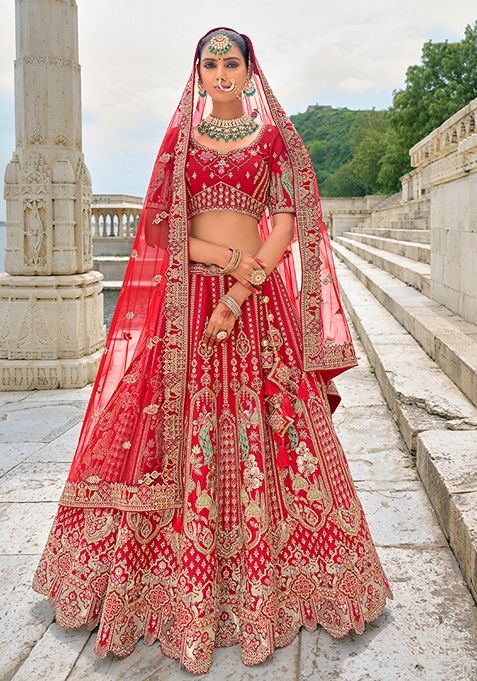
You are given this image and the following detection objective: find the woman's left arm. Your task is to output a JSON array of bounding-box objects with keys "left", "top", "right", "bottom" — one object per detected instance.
[{"left": 226, "top": 213, "right": 295, "bottom": 305}]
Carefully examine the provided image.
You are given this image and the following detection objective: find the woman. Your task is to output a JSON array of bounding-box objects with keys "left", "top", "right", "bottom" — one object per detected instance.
[{"left": 32, "top": 27, "right": 393, "bottom": 675}]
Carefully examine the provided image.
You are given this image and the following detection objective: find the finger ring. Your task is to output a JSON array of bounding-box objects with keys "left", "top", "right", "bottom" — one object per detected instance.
[
  {"left": 216, "top": 330, "right": 228, "bottom": 341},
  {"left": 249, "top": 268, "right": 266, "bottom": 286}
]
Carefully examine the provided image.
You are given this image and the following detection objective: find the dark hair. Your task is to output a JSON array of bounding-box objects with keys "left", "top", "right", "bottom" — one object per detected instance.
[{"left": 197, "top": 29, "right": 250, "bottom": 69}]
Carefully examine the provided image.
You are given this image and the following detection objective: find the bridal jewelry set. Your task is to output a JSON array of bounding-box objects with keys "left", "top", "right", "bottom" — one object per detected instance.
[
  {"left": 213, "top": 248, "right": 267, "bottom": 342},
  {"left": 197, "top": 113, "right": 259, "bottom": 142},
  {"left": 197, "top": 34, "right": 266, "bottom": 344},
  {"left": 197, "top": 32, "right": 257, "bottom": 105}
]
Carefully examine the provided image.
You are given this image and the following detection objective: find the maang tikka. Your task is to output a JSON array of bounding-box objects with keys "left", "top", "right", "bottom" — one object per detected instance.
[{"left": 207, "top": 33, "right": 233, "bottom": 55}]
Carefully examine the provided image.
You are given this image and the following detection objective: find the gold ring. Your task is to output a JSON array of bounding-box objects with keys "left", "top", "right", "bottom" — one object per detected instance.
[{"left": 249, "top": 268, "right": 266, "bottom": 286}]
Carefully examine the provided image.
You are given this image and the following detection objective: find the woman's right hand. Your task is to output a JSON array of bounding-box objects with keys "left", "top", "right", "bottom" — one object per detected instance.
[{"left": 228, "top": 251, "right": 267, "bottom": 293}]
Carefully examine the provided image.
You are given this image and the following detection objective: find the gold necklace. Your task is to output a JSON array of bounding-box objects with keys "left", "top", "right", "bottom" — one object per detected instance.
[{"left": 197, "top": 113, "right": 259, "bottom": 141}]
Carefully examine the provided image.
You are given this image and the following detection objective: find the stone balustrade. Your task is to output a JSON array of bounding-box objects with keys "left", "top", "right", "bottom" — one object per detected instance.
[{"left": 91, "top": 194, "right": 142, "bottom": 257}]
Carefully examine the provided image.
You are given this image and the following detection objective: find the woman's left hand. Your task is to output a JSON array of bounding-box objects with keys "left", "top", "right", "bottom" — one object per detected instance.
[{"left": 200, "top": 301, "right": 238, "bottom": 349}]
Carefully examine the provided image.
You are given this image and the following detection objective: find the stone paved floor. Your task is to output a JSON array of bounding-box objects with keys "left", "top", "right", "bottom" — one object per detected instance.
[{"left": 1, "top": 320, "right": 477, "bottom": 681}]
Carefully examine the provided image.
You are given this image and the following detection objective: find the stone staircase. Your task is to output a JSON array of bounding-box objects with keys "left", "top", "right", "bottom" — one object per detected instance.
[{"left": 331, "top": 197, "right": 477, "bottom": 603}]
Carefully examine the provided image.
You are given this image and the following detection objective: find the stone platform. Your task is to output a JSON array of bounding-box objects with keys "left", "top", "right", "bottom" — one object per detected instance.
[{"left": 0, "top": 318, "right": 476, "bottom": 680}]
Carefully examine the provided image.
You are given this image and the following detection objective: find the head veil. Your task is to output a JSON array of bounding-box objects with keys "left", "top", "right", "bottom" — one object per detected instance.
[{"left": 63, "top": 27, "right": 357, "bottom": 514}]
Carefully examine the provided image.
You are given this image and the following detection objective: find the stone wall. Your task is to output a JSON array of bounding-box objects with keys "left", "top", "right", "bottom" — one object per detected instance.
[{"left": 408, "top": 99, "right": 477, "bottom": 324}]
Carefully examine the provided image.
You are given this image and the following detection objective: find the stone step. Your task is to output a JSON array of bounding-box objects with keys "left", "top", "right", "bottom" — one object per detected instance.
[
  {"left": 332, "top": 240, "right": 477, "bottom": 407},
  {"left": 416, "top": 430, "right": 477, "bottom": 602},
  {"left": 336, "top": 236, "right": 431, "bottom": 296},
  {"left": 342, "top": 232, "right": 430, "bottom": 263},
  {"left": 348, "top": 227, "right": 431, "bottom": 244},
  {"left": 403, "top": 217, "right": 429, "bottom": 230},
  {"left": 360, "top": 216, "right": 430, "bottom": 231},
  {"left": 333, "top": 256, "right": 477, "bottom": 602}
]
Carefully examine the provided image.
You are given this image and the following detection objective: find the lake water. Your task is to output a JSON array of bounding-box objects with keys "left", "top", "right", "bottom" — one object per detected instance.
[{"left": 0, "top": 221, "right": 119, "bottom": 330}]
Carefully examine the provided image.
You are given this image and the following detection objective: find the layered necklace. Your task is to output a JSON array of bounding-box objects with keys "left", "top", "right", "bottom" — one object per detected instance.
[{"left": 197, "top": 112, "right": 259, "bottom": 142}]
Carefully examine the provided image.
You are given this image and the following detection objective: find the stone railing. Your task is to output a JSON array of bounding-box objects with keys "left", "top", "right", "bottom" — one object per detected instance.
[
  {"left": 409, "top": 97, "right": 477, "bottom": 168},
  {"left": 91, "top": 194, "right": 142, "bottom": 256}
]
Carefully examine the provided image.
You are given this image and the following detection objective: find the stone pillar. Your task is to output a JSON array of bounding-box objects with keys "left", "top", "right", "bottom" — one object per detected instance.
[{"left": 1, "top": 0, "right": 105, "bottom": 390}]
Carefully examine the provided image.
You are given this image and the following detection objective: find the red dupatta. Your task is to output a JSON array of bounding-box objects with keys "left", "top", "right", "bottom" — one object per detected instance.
[{"left": 61, "top": 27, "right": 358, "bottom": 513}]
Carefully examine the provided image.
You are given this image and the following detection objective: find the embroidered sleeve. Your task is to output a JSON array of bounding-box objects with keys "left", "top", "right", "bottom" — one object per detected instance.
[{"left": 268, "top": 128, "right": 296, "bottom": 215}]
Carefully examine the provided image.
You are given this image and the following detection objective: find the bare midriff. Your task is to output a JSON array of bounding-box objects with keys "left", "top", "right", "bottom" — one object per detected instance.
[{"left": 188, "top": 211, "right": 264, "bottom": 257}]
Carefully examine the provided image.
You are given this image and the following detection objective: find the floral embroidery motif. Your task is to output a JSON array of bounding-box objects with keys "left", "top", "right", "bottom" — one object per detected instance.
[
  {"left": 34, "top": 258, "right": 393, "bottom": 676},
  {"left": 153, "top": 210, "right": 169, "bottom": 223}
]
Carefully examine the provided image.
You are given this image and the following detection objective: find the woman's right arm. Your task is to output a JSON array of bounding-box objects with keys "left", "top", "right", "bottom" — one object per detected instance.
[{"left": 188, "top": 235, "right": 231, "bottom": 268}]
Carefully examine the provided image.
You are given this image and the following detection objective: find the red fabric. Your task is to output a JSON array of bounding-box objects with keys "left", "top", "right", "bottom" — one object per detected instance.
[
  {"left": 33, "top": 262, "right": 393, "bottom": 673},
  {"left": 58, "top": 26, "right": 358, "bottom": 515},
  {"left": 31, "top": 27, "right": 394, "bottom": 672},
  {"left": 186, "top": 124, "right": 296, "bottom": 221}
]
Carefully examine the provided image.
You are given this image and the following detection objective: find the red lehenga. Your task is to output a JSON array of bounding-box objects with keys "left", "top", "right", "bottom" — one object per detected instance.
[{"left": 32, "top": 26, "right": 393, "bottom": 675}]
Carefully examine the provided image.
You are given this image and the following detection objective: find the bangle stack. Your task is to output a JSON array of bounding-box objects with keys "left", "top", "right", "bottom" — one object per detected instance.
[
  {"left": 219, "top": 247, "right": 242, "bottom": 273},
  {"left": 219, "top": 293, "right": 242, "bottom": 319}
]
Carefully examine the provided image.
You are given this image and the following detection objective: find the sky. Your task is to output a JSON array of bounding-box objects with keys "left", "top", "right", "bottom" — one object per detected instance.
[{"left": 0, "top": 1, "right": 476, "bottom": 221}]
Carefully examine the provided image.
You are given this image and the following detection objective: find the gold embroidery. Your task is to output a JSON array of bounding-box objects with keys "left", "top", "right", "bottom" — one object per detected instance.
[
  {"left": 188, "top": 181, "right": 267, "bottom": 222},
  {"left": 122, "top": 371, "right": 138, "bottom": 384},
  {"left": 146, "top": 336, "right": 159, "bottom": 349},
  {"left": 153, "top": 210, "right": 169, "bottom": 223},
  {"left": 143, "top": 403, "right": 159, "bottom": 415}
]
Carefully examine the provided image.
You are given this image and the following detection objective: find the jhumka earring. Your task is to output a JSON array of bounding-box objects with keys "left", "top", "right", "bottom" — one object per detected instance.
[
  {"left": 242, "top": 66, "right": 256, "bottom": 97},
  {"left": 197, "top": 81, "right": 207, "bottom": 98}
]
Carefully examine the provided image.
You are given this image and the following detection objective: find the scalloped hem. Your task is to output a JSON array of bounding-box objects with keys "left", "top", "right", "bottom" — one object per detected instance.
[{"left": 32, "top": 575, "right": 393, "bottom": 676}]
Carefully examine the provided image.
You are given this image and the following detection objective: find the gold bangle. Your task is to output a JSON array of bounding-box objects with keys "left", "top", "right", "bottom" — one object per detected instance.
[
  {"left": 219, "top": 293, "right": 242, "bottom": 319},
  {"left": 220, "top": 248, "right": 242, "bottom": 274}
]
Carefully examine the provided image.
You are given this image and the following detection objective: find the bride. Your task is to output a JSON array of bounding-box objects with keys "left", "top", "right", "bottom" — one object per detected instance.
[{"left": 32, "top": 26, "right": 393, "bottom": 675}]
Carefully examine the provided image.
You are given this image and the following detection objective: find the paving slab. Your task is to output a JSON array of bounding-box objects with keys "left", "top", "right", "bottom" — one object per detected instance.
[
  {"left": 1, "top": 323, "right": 476, "bottom": 680},
  {"left": 0, "top": 443, "right": 38, "bottom": 477},
  {"left": 299, "top": 546, "right": 477, "bottom": 681},
  {"left": 25, "top": 422, "right": 82, "bottom": 464},
  {"left": 0, "top": 555, "right": 55, "bottom": 681},
  {"left": 0, "top": 502, "right": 57, "bottom": 555},
  {"left": 0, "top": 462, "right": 69, "bottom": 503},
  {"left": 0, "top": 400, "right": 85, "bottom": 443}
]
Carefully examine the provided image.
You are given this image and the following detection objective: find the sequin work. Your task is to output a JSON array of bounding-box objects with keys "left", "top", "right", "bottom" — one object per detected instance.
[{"left": 32, "top": 262, "right": 394, "bottom": 675}]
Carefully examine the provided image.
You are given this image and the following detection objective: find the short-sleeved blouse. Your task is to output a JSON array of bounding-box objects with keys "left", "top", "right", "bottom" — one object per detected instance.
[{"left": 185, "top": 124, "right": 296, "bottom": 222}]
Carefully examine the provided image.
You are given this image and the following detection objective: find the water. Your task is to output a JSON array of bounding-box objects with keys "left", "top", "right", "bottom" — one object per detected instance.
[{"left": 103, "top": 289, "right": 120, "bottom": 330}]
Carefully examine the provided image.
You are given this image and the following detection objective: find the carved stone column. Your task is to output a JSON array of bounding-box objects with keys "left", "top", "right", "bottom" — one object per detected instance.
[{"left": 1, "top": 0, "right": 105, "bottom": 389}]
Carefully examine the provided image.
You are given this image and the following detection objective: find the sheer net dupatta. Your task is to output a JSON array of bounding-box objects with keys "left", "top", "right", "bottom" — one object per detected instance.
[
  {"left": 241, "top": 33, "right": 358, "bottom": 379},
  {"left": 60, "top": 26, "right": 358, "bottom": 515}
]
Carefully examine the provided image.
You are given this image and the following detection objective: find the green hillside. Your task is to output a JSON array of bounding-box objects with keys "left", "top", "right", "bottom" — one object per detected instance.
[{"left": 290, "top": 19, "right": 477, "bottom": 198}]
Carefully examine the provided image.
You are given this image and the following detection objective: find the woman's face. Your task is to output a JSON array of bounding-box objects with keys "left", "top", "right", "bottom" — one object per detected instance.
[{"left": 198, "top": 41, "right": 248, "bottom": 100}]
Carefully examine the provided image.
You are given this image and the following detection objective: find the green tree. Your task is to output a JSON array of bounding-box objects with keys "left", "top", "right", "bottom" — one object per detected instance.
[
  {"left": 291, "top": 20, "right": 477, "bottom": 196},
  {"left": 348, "top": 109, "right": 390, "bottom": 194},
  {"left": 387, "top": 20, "right": 477, "bottom": 185}
]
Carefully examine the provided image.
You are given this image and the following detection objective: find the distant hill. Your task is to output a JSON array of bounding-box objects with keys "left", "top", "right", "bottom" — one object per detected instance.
[
  {"left": 290, "top": 104, "right": 377, "bottom": 197},
  {"left": 292, "top": 21, "right": 477, "bottom": 197}
]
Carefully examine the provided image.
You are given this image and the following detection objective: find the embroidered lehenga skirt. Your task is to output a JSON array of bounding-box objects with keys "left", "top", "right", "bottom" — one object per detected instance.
[{"left": 32, "top": 261, "right": 394, "bottom": 675}]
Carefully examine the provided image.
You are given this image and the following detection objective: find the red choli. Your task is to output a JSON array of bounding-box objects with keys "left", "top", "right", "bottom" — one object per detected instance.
[{"left": 186, "top": 124, "right": 296, "bottom": 222}]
